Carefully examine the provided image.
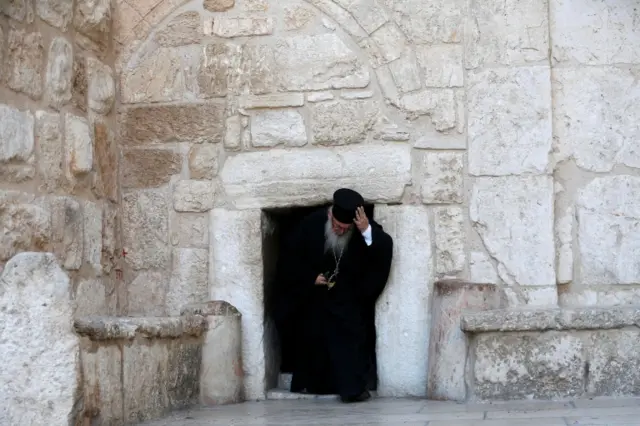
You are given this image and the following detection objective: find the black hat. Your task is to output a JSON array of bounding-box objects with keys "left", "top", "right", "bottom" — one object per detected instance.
[{"left": 332, "top": 188, "right": 364, "bottom": 224}]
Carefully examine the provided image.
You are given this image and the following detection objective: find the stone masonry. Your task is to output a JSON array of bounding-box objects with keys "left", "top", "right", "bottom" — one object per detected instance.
[{"left": 1, "top": 0, "right": 640, "bottom": 414}]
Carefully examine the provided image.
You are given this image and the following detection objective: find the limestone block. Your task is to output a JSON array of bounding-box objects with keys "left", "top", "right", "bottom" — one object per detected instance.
[
  {"left": 155, "top": 11, "right": 202, "bottom": 47},
  {"left": 72, "top": 54, "right": 88, "bottom": 111},
  {"left": 224, "top": 116, "right": 242, "bottom": 150},
  {"left": 38, "top": 196, "right": 83, "bottom": 270},
  {"left": 421, "top": 151, "right": 464, "bottom": 204},
  {"left": 0, "top": 104, "right": 34, "bottom": 164},
  {"left": 220, "top": 145, "right": 412, "bottom": 209},
  {"left": 123, "top": 344, "right": 169, "bottom": 422},
  {"left": 173, "top": 180, "right": 215, "bottom": 213},
  {"left": 204, "top": 0, "right": 234, "bottom": 11},
  {"left": 197, "top": 43, "right": 235, "bottom": 98},
  {"left": 388, "top": 54, "right": 422, "bottom": 93},
  {"left": 576, "top": 176, "right": 640, "bottom": 285},
  {"left": 374, "top": 205, "right": 432, "bottom": 397},
  {"left": 251, "top": 110, "right": 307, "bottom": 147},
  {"left": 197, "top": 302, "right": 244, "bottom": 405},
  {"left": 75, "top": 278, "right": 108, "bottom": 317},
  {"left": 468, "top": 67, "right": 552, "bottom": 176},
  {"left": 416, "top": 45, "right": 464, "bottom": 87},
  {"left": 244, "top": 0, "right": 268, "bottom": 12},
  {"left": 127, "top": 271, "right": 168, "bottom": 316},
  {"left": 210, "top": 209, "right": 264, "bottom": 399},
  {"left": 122, "top": 148, "right": 182, "bottom": 189},
  {"left": 167, "top": 248, "right": 209, "bottom": 315},
  {"left": 503, "top": 285, "right": 558, "bottom": 307},
  {"left": 370, "top": 23, "right": 406, "bottom": 63},
  {"left": 386, "top": 0, "right": 464, "bottom": 43},
  {"left": 171, "top": 213, "right": 209, "bottom": 248},
  {"left": 74, "top": 316, "right": 207, "bottom": 340},
  {"left": 65, "top": 113, "right": 93, "bottom": 179},
  {"left": 0, "top": 0, "right": 34, "bottom": 22},
  {"left": 284, "top": 6, "right": 315, "bottom": 31},
  {"left": 347, "top": 0, "right": 388, "bottom": 34},
  {"left": 465, "top": 0, "right": 549, "bottom": 69},
  {"left": 550, "top": 0, "right": 640, "bottom": 65},
  {"left": 306, "top": 0, "right": 368, "bottom": 40},
  {"left": 470, "top": 176, "right": 555, "bottom": 287},
  {"left": 87, "top": 57, "right": 115, "bottom": 114},
  {"left": 82, "top": 200, "right": 103, "bottom": 274},
  {"left": 556, "top": 206, "right": 573, "bottom": 284},
  {"left": 121, "top": 46, "right": 200, "bottom": 103},
  {"left": 428, "top": 281, "right": 500, "bottom": 401},
  {"left": 81, "top": 346, "right": 123, "bottom": 425},
  {"left": 6, "top": 29, "right": 43, "bottom": 99},
  {"left": 240, "top": 44, "right": 276, "bottom": 95},
  {"left": 35, "top": 111, "right": 63, "bottom": 191},
  {"left": 36, "top": 0, "right": 73, "bottom": 30},
  {"left": 189, "top": 144, "right": 219, "bottom": 180},
  {"left": 434, "top": 207, "right": 465, "bottom": 275},
  {"left": 469, "top": 251, "right": 498, "bottom": 284},
  {"left": 101, "top": 202, "right": 118, "bottom": 274},
  {"left": 588, "top": 330, "right": 640, "bottom": 396},
  {"left": 552, "top": 67, "right": 640, "bottom": 172},
  {"left": 239, "top": 93, "right": 304, "bottom": 109},
  {"left": 120, "top": 103, "right": 225, "bottom": 145},
  {"left": 0, "top": 191, "right": 51, "bottom": 262},
  {"left": 471, "top": 333, "right": 585, "bottom": 400},
  {"left": 310, "top": 99, "right": 378, "bottom": 145},
  {"left": 92, "top": 119, "right": 118, "bottom": 201},
  {"left": 273, "top": 34, "right": 370, "bottom": 91},
  {"left": 123, "top": 190, "right": 170, "bottom": 270},
  {"left": 0, "top": 253, "right": 79, "bottom": 426},
  {"left": 74, "top": 0, "right": 112, "bottom": 46},
  {"left": 207, "top": 17, "right": 273, "bottom": 37},
  {"left": 45, "top": 37, "right": 73, "bottom": 109},
  {"left": 400, "top": 89, "right": 457, "bottom": 131},
  {"left": 167, "top": 340, "right": 202, "bottom": 409},
  {"left": 340, "top": 90, "right": 374, "bottom": 100}
]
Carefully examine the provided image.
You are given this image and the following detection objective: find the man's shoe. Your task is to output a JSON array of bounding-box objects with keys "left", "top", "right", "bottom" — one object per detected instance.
[{"left": 340, "top": 390, "right": 371, "bottom": 403}]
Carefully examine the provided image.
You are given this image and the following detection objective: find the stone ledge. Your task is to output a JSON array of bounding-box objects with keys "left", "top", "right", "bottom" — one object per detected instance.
[
  {"left": 181, "top": 300, "right": 241, "bottom": 317},
  {"left": 74, "top": 315, "right": 207, "bottom": 340},
  {"left": 461, "top": 307, "right": 640, "bottom": 333}
]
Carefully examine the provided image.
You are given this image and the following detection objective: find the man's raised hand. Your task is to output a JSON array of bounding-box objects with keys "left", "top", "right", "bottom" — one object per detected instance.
[{"left": 354, "top": 206, "right": 369, "bottom": 233}]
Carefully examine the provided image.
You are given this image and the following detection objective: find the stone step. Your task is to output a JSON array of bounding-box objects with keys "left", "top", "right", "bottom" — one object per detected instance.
[{"left": 269, "top": 373, "right": 377, "bottom": 400}]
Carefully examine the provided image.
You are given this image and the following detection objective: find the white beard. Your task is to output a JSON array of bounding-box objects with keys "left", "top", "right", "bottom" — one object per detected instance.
[{"left": 324, "top": 217, "right": 352, "bottom": 254}]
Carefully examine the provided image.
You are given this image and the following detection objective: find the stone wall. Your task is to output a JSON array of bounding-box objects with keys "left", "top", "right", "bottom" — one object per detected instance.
[{"left": 0, "top": 0, "right": 122, "bottom": 316}]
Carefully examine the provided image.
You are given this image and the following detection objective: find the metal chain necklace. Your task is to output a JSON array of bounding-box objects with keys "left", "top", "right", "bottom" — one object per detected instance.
[{"left": 327, "top": 246, "right": 344, "bottom": 290}]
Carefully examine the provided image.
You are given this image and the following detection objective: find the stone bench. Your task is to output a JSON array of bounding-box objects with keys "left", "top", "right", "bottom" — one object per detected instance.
[{"left": 462, "top": 307, "right": 640, "bottom": 401}]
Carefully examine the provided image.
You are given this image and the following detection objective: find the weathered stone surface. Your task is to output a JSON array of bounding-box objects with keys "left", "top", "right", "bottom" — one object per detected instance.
[
  {"left": 92, "top": 119, "right": 118, "bottom": 201},
  {"left": 74, "top": 315, "right": 207, "bottom": 340},
  {"left": 370, "top": 23, "right": 407, "bottom": 63},
  {"left": 7, "top": 29, "right": 44, "bottom": 99},
  {"left": 123, "top": 190, "right": 170, "bottom": 270},
  {"left": 341, "top": 90, "right": 374, "bottom": 100},
  {"left": 252, "top": 110, "right": 307, "bottom": 147},
  {"left": 465, "top": 0, "right": 549, "bottom": 69},
  {"left": 123, "top": 344, "right": 169, "bottom": 422},
  {"left": 87, "top": 57, "right": 115, "bottom": 114},
  {"left": 421, "top": 152, "right": 464, "bottom": 204},
  {"left": 273, "top": 34, "right": 370, "bottom": 91},
  {"left": 244, "top": 0, "right": 268, "bottom": 11},
  {"left": 552, "top": 67, "right": 640, "bottom": 172},
  {"left": 504, "top": 285, "right": 558, "bottom": 307},
  {"left": 0, "top": 104, "right": 34, "bottom": 164},
  {"left": 155, "top": 11, "right": 202, "bottom": 47},
  {"left": 210, "top": 209, "right": 264, "bottom": 399},
  {"left": 81, "top": 346, "right": 122, "bottom": 425},
  {"left": 375, "top": 206, "right": 432, "bottom": 397},
  {"left": 173, "top": 180, "right": 215, "bottom": 212},
  {"left": 224, "top": 116, "right": 242, "bottom": 150},
  {"left": 240, "top": 44, "right": 276, "bottom": 95},
  {"left": 284, "top": 6, "right": 315, "bottom": 31},
  {"left": 75, "top": 278, "right": 108, "bottom": 317},
  {"left": 468, "top": 67, "right": 552, "bottom": 176},
  {"left": 171, "top": 213, "right": 208, "bottom": 248},
  {"left": 127, "top": 271, "right": 168, "bottom": 316},
  {"left": 0, "top": 191, "right": 51, "bottom": 262},
  {"left": 120, "top": 103, "right": 225, "bottom": 145},
  {"left": 72, "top": 53, "right": 88, "bottom": 111},
  {"left": 35, "top": 111, "right": 63, "bottom": 191},
  {"left": 239, "top": 93, "right": 304, "bottom": 109},
  {"left": 416, "top": 44, "right": 464, "bottom": 87},
  {"left": 74, "top": 0, "right": 111, "bottom": 46},
  {"left": 472, "top": 333, "right": 584, "bottom": 400},
  {"left": 36, "top": 0, "right": 73, "bottom": 29},
  {"left": 550, "top": 0, "right": 640, "bottom": 65},
  {"left": 38, "top": 196, "right": 83, "bottom": 270},
  {"left": 400, "top": 89, "right": 457, "bottom": 131},
  {"left": 470, "top": 176, "right": 555, "bottom": 287},
  {"left": 588, "top": 330, "right": 640, "bottom": 396},
  {"left": 189, "top": 144, "right": 219, "bottom": 180},
  {"left": 220, "top": 145, "right": 411, "bottom": 208},
  {"left": 101, "top": 202, "right": 118, "bottom": 274},
  {"left": 0, "top": 0, "right": 34, "bottom": 22},
  {"left": 556, "top": 206, "right": 573, "bottom": 284},
  {"left": 428, "top": 281, "right": 500, "bottom": 401},
  {"left": 389, "top": 54, "right": 422, "bottom": 93},
  {"left": 0, "top": 253, "right": 79, "bottom": 426},
  {"left": 45, "top": 37, "right": 73, "bottom": 109},
  {"left": 166, "top": 248, "right": 209, "bottom": 315},
  {"left": 203, "top": 0, "right": 234, "bottom": 11},
  {"left": 434, "top": 207, "right": 465, "bottom": 275},
  {"left": 167, "top": 340, "right": 202, "bottom": 409},
  {"left": 197, "top": 43, "right": 235, "bottom": 98},
  {"left": 122, "top": 148, "right": 181, "bottom": 189},
  {"left": 469, "top": 251, "right": 498, "bottom": 284},
  {"left": 311, "top": 99, "right": 378, "bottom": 145},
  {"left": 65, "top": 113, "right": 93, "bottom": 177},
  {"left": 576, "top": 176, "right": 640, "bottom": 285},
  {"left": 347, "top": 0, "right": 388, "bottom": 34},
  {"left": 386, "top": 0, "right": 464, "bottom": 43},
  {"left": 307, "top": 0, "right": 367, "bottom": 40},
  {"left": 207, "top": 17, "right": 273, "bottom": 37},
  {"left": 82, "top": 200, "right": 102, "bottom": 274}
]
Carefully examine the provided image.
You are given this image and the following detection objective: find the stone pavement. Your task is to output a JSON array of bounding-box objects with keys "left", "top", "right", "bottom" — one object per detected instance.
[{"left": 139, "top": 396, "right": 640, "bottom": 425}]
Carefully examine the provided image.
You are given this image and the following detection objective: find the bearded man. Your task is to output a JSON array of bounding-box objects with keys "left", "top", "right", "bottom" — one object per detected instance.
[{"left": 274, "top": 188, "right": 394, "bottom": 403}]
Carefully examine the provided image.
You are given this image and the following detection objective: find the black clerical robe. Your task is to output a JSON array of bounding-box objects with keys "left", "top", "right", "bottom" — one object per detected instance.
[{"left": 274, "top": 208, "right": 393, "bottom": 398}]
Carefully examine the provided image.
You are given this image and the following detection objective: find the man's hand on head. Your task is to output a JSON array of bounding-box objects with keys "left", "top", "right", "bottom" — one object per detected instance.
[
  {"left": 315, "top": 274, "right": 328, "bottom": 285},
  {"left": 353, "top": 206, "right": 369, "bottom": 233}
]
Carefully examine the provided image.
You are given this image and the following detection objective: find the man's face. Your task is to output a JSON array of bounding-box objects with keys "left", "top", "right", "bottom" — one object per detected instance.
[{"left": 329, "top": 210, "right": 352, "bottom": 236}]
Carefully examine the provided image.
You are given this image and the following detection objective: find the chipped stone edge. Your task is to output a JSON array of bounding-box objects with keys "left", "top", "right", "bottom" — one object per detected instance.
[
  {"left": 461, "top": 307, "right": 640, "bottom": 333},
  {"left": 74, "top": 315, "right": 207, "bottom": 340}
]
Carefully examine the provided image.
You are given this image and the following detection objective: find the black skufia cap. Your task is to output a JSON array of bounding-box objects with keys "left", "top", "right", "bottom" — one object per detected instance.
[{"left": 332, "top": 188, "right": 365, "bottom": 224}]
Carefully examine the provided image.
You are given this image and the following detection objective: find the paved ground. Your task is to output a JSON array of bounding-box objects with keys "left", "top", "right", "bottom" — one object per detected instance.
[{"left": 140, "top": 396, "right": 640, "bottom": 425}]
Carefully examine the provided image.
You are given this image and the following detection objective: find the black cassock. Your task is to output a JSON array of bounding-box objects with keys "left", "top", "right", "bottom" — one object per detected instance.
[{"left": 273, "top": 208, "right": 393, "bottom": 398}]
